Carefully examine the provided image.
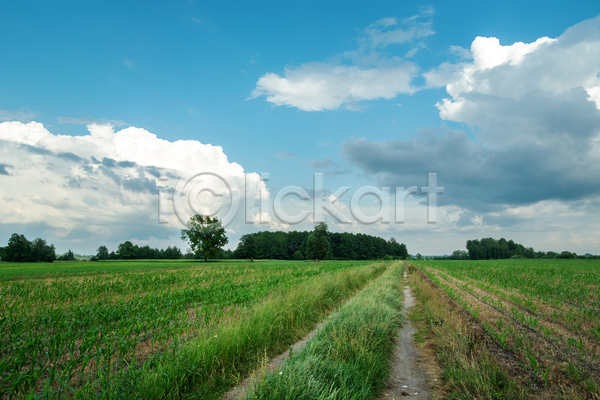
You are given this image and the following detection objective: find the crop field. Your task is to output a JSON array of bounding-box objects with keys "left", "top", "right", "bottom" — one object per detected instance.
[
  {"left": 0, "top": 259, "right": 376, "bottom": 399},
  {"left": 413, "top": 259, "right": 600, "bottom": 399}
]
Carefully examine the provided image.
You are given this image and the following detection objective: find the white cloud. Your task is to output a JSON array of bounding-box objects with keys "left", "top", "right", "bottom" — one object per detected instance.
[
  {"left": 0, "top": 121, "right": 265, "bottom": 253},
  {"left": 251, "top": 9, "right": 434, "bottom": 111},
  {"left": 424, "top": 16, "right": 600, "bottom": 147},
  {"left": 251, "top": 62, "right": 418, "bottom": 111}
]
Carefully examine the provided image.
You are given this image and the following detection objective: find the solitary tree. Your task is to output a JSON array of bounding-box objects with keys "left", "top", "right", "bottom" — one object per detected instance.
[
  {"left": 181, "top": 215, "right": 228, "bottom": 262},
  {"left": 306, "top": 222, "right": 331, "bottom": 262}
]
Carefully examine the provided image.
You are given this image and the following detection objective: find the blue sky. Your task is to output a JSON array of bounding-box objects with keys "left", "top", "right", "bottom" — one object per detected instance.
[{"left": 1, "top": 1, "right": 600, "bottom": 255}]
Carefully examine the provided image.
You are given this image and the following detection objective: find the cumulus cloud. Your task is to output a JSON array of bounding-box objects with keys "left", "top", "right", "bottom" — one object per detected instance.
[
  {"left": 424, "top": 16, "right": 600, "bottom": 145},
  {"left": 250, "top": 8, "right": 434, "bottom": 111},
  {"left": 251, "top": 63, "right": 418, "bottom": 111},
  {"left": 341, "top": 16, "right": 600, "bottom": 244},
  {"left": 0, "top": 121, "right": 265, "bottom": 252}
]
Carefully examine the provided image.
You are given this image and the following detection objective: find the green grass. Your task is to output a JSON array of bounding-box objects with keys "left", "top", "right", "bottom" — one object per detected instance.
[
  {"left": 1, "top": 260, "right": 376, "bottom": 398},
  {"left": 243, "top": 262, "right": 404, "bottom": 400},
  {"left": 0, "top": 259, "right": 301, "bottom": 278},
  {"left": 104, "top": 262, "right": 388, "bottom": 399}
]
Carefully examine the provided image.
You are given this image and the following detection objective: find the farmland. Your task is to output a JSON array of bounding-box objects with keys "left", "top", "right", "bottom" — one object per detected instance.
[
  {"left": 5, "top": 257, "right": 600, "bottom": 399},
  {"left": 0, "top": 259, "right": 379, "bottom": 398},
  {"left": 411, "top": 259, "right": 600, "bottom": 399}
]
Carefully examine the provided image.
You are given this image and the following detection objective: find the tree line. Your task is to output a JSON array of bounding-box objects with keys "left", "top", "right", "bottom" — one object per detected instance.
[
  {"left": 433, "top": 237, "right": 595, "bottom": 260},
  {"left": 92, "top": 242, "right": 183, "bottom": 261},
  {"left": 1, "top": 222, "right": 409, "bottom": 263},
  {"left": 0, "top": 234, "right": 184, "bottom": 262},
  {"left": 0, "top": 233, "right": 57, "bottom": 262},
  {"left": 231, "top": 227, "right": 408, "bottom": 260}
]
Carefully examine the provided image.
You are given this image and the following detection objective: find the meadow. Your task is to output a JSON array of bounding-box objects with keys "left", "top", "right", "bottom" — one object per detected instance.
[
  {"left": 0, "top": 259, "right": 380, "bottom": 399},
  {"left": 411, "top": 258, "right": 600, "bottom": 399}
]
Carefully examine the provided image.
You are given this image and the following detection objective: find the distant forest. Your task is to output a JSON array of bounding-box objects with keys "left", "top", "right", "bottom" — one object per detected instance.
[
  {"left": 231, "top": 231, "right": 409, "bottom": 260},
  {"left": 438, "top": 237, "right": 594, "bottom": 260},
  {"left": 3, "top": 232, "right": 595, "bottom": 263}
]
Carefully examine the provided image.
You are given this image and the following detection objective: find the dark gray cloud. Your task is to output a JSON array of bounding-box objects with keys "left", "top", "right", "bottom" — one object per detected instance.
[
  {"left": 102, "top": 157, "right": 117, "bottom": 167},
  {"left": 117, "top": 161, "right": 136, "bottom": 168},
  {"left": 0, "top": 163, "right": 11, "bottom": 175},
  {"left": 19, "top": 143, "right": 53, "bottom": 156},
  {"left": 122, "top": 177, "right": 158, "bottom": 193},
  {"left": 341, "top": 126, "right": 600, "bottom": 212},
  {"left": 57, "top": 152, "right": 84, "bottom": 163}
]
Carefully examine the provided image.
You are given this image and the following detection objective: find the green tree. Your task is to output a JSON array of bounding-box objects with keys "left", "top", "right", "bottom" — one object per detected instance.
[
  {"left": 293, "top": 250, "right": 304, "bottom": 260},
  {"left": 58, "top": 250, "right": 75, "bottom": 261},
  {"left": 306, "top": 222, "right": 331, "bottom": 261},
  {"left": 181, "top": 215, "right": 228, "bottom": 262},
  {"left": 31, "top": 238, "right": 56, "bottom": 262},
  {"left": 545, "top": 251, "right": 559, "bottom": 259},
  {"left": 452, "top": 250, "right": 468, "bottom": 260},
  {"left": 4, "top": 234, "right": 32, "bottom": 262},
  {"left": 398, "top": 243, "right": 408, "bottom": 260},
  {"left": 96, "top": 245, "right": 109, "bottom": 260},
  {"left": 558, "top": 251, "right": 577, "bottom": 259},
  {"left": 116, "top": 241, "right": 135, "bottom": 259}
]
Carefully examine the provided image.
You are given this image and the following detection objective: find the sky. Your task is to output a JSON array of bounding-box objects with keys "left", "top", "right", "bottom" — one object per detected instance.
[{"left": 1, "top": 0, "right": 600, "bottom": 256}]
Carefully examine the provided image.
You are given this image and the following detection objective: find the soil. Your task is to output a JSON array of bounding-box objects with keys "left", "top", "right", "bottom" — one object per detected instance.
[{"left": 380, "top": 273, "right": 432, "bottom": 399}]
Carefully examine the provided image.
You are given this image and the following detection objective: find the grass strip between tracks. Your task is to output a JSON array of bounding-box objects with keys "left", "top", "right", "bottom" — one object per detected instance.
[{"left": 243, "top": 262, "right": 404, "bottom": 400}]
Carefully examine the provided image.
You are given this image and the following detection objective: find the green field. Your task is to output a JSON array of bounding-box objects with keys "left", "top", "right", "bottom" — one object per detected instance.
[
  {"left": 0, "top": 259, "right": 382, "bottom": 398},
  {"left": 412, "top": 258, "right": 600, "bottom": 399},
  {"left": 0, "top": 259, "right": 287, "bottom": 278},
  {"left": 6, "top": 258, "right": 599, "bottom": 399}
]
